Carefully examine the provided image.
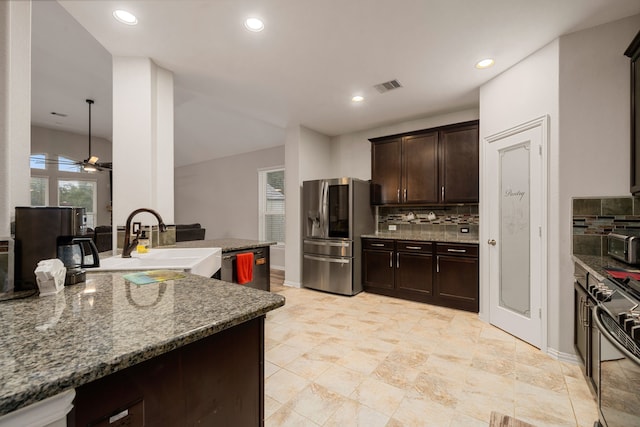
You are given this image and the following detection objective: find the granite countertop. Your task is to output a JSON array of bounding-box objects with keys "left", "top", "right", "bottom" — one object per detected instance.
[
  {"left": 361, "top": 232, "right": 479, "bottom": 244},
  {"left": 176, "top": 238, "right": 277, "bottom": 252},
  {"left": 572, "top": 254, "right": 637, "bottom": 282},
  {"left": 0, "top": 272, "right": 285, "bottom": 416}
]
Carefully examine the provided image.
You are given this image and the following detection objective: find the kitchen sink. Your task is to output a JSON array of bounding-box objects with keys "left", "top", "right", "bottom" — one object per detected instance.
[{"left": 88, "top": 247, "right": 222, "bottom": 277}]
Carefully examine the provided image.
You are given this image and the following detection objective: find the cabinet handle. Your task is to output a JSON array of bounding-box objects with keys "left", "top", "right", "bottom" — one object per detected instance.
[
  {"left": 389, "top": 252, "right": 393, "bottom": 268},
  {"left": 404, "top": 188, "right": 407, "bottom": 202},
  {"left": 441, "top": 186, "right": 445, "bottom": 201},
  {"left": 396, "top": 253, "right": 400, "bottom": 269},
  {"left": 436, "top": 256, "right": 440, "bottom": 273},
  {"left": 578, "top": 296, "right": 584, "bottom": 325},
  {"left": 397, "top": 188, "right": 400, "bottom": 203},
  {"left": 406, "top": 246, "right": 422, "bottom": 250},
  {"left": 583, "top": 299, "right": 590, "bottom": 328},
  {"left": 447, "top": 248, "right": 466, "bottom": 253},
  {"left": 371, "top": 243, "right": 385, "bottom": 247}
]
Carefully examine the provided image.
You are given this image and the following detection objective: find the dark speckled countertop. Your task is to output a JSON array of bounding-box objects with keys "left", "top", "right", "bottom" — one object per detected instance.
[
  {"left": 176, "top": 238, "right": 276, "bottom": 252},
  {"left": 572, "top": 254, "right": 638, "bottom": 282},
  {"left": 361, "top": 232, "right": 479, "bottom": 244},
  {"left": 0, "top": 272, "right": 284, "bottom": 416}
]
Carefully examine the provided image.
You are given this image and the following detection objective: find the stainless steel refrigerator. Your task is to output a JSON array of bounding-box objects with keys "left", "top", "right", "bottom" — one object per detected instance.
[{"left": 302, "top": 177, "right": 374, "bottom": 295}]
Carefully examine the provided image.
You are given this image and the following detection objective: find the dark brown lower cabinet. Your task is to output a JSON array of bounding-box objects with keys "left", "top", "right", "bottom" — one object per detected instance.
[
  {"left": 68, "top": 317, "right": 264, "bottom": 427},
  {"left": 362, "top": 238, "right": 478, "bottom": 312},
  {"left": 435, "top": 243, "right": 479, "bottom": 312}
]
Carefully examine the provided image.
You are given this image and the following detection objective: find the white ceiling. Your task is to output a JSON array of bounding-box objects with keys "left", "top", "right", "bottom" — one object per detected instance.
[{"left": 32, "top": 1, "right": 640, "bottom": 168}]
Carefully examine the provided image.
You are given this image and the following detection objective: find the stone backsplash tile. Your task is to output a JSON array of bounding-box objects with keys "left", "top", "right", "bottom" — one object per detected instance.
[
  {"left": 572, "top": 196, "right": 640, "bottom": 256},
  {"left": 377, "top": 206, "right": 479, "bottom": 239},
  {"left": 602, "top": 197, "right": 633, "bottom": 216}
]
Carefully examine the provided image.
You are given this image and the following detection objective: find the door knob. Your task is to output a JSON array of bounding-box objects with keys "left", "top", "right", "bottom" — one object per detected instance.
[{"left": 488, "top": 239, "right": 496, "bottom": 246}]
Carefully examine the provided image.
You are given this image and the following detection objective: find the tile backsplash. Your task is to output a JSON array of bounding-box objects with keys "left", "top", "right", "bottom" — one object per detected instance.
[
  {"left": 377, "top": 205, "right": 479, "bottom": 239},
  {"left": 572, "top": 196, "right": 640, "bottom": 255}
]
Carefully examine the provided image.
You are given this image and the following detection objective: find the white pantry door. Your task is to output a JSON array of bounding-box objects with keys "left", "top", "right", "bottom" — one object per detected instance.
[{"left": 486, "top": 117, "right": 547, "bottom": 348}]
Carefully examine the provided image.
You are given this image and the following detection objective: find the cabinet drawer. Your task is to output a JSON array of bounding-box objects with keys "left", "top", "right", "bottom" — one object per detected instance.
[
  {"left": 436, "top": 243, "right": 478, "bottom": 257},
  {"left": 363, "top": 239, "right": 395, "bottom": 250},
  {"left": 396, "top": 240, "right": 433, "bottom": 253}
]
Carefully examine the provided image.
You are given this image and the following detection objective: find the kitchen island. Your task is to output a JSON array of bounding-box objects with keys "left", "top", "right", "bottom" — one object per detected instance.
[{"left": 0, "top": 271, "right": 284, "bottom": 425}]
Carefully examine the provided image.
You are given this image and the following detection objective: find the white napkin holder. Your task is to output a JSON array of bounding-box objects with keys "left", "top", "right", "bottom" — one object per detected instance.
[{"left": 35, "top": 258, "right": 66, "bottom": 296}]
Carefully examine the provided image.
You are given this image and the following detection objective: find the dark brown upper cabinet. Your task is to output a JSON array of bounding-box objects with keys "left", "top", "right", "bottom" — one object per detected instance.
[
  {"left": 625, "top": 30, "right": 640, "bottom": 195},
  {"left": 370, "top": 120, "right": 479, "bottom": 205}
]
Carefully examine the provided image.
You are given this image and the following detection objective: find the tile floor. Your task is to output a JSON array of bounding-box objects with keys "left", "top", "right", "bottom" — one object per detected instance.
[{"left": 264, "top": 279, "right": 597, "bottom": 427}]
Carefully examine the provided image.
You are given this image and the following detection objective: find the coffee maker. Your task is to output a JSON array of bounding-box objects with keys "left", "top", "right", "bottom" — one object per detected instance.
[{"left": 14, "top": 207, "right": 99, "bottom": 291}]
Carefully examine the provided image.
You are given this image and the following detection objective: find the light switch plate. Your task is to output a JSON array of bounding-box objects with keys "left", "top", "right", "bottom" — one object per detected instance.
[{"left": 388, "top": 225, "right": 397, "bottom": 231}]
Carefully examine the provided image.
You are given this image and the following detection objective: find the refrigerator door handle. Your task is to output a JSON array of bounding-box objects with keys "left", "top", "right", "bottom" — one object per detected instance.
[
  {"left": 304, "top": 240, "right": 350, "bottom": 247},
  {"left": 303, "top": 254, "right": 350, "bottom": 264},
  {"left": 321, "top": 181, "right": 328, "bottom": 238}
]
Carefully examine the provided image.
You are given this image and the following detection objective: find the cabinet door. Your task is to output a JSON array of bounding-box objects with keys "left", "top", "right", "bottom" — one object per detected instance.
[
  {"left": 363, "top": 249, "right": 394, "bottom": 289},
  {"left": 396, "top": 252, "right": 433, "bottom": 295},
  {"left": 371, "top": 138, "right": 401, "bottom": 204},
  {"left": 403, "top": 132, "right": 438, "bottom": 204},
  {"left": 439, "top": 123, "right": 479, "bottom": 203},
  {"left": 436, "top": 255, "right": 479, "bottom": 312},
  {"left": 574, "top": 285, "right": 589, "bottom": 368}
]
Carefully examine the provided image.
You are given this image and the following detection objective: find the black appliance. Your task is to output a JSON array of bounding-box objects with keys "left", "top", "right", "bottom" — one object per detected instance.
[
  {"left": 591, "top": 274, "right": 640, "bottom": 426},
  {"left": 56, "top": 236, "right": 99, "bottom": 285},
  {"left": 14, "top": 206, "right": 93, "bottom": 291},
  {"left": 219, "top": 247, "right": 270, "bottom": 291}
]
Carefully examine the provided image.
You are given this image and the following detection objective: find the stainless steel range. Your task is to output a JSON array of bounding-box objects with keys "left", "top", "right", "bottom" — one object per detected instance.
[{"left": 591, "top": 273, "right": 640, "bottom": 427}]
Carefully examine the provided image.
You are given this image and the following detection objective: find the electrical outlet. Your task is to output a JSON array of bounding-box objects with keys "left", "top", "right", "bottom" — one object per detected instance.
[
  {"left": 388, "top": 225, "right": 397, "bottom": 231},
  {"left": 460, "top": 227, "right": 469, "bottom": 233}
]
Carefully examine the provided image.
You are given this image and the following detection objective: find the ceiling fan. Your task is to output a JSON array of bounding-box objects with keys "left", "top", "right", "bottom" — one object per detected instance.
[
  {"left": 37, "top": 99, "right": 112, "bottom": 172},
  {"left": 77, "top": 99, "right": 111, "bottom": 172}
]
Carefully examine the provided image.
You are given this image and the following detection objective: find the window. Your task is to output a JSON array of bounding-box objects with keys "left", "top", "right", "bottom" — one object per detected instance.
[
  {"left": 258, "top": 168, "right": 285, "bottom": 244},
  {"left": 58, "top": 156, "right": 82, "bottom": 173},
  {"left": 30, "top": 176, "right": 49, "bottom": 206},
  {"left": 30, "top": 154, "right": 46, "bottom": 170},
  {"left": 58, "top": 179, "right": 97, "bottom": 228}
]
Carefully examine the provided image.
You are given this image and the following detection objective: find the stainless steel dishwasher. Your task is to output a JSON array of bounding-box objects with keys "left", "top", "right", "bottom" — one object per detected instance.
[{"left": 220, "top": 247, "right": 270, "bottom": 291}]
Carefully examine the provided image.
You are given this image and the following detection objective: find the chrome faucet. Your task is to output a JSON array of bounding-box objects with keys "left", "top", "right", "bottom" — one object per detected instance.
[{"left": 122, "top": 208, "right": 167, "bottom": 258}]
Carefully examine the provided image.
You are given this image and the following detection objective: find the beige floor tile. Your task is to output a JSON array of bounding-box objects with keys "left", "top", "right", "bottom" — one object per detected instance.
[
  {"left": 349, "top": 377, "right": 405, "bottom": 417},
  {"left": 265, "top": 369, "right": 310, "bottom": 404},
  {"left": 409, "top": 371, "right": 462, "bottom": 408},
  {"left": 391, "top": 395, "right": 455, "bottom": 426},
  {"left": 286, "top": 383, "right": 347, "bottom": 425},
  {"left": 323, "top": 399, "right": 389, "bottom": 427},
  {"left": 265, "top": 400, "right": 320, "bottom": 427},
  {"left": 514, "top": 380, "right": 576, "bottom": 427},
  {"left": 285, "top": 353, "right": 333, "bottom": 381},
  {"left": 264, "top": 286, "right": 591, "bottom": 426},
  {"left": 515, "top": 362, "right": 567, "bottom": 393},
  {"left": 314, "top": 364, "right": 365, "bottom": 397},
  {"left": 265, "top": 360, "right": 281, "bottom": 378},
  {"left": 267, "top": 343, "right": 307, "bottom": 368}
]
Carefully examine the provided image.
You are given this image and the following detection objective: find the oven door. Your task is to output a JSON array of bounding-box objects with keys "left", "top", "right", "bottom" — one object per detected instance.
[{"left": 593, "top": 306, "right": 640, "bottom": 427}]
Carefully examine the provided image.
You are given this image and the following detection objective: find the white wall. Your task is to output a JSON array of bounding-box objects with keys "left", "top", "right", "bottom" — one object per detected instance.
[
  {"left": 557, "top": 15, "right": 640, "bottom": 352},
  {"left": 174, "top": 144, "right": 285, "bottom": 267},
  {"left": 0, "top": 0, "right": 31, "bottom": 237},
  {"left": 479, "top": 13, "right": 640, "bottom": 357},
  {"left": 330, "top": 109, "right": 480, "bottom": 180},
  {"left": 480, "top": 40, "right": 560, "bottom": 352},
  {"left": 112, "top": 57, "right": 175, "bottom": 241},
  {"left": 30, "top": 126, "right": 112, "bottom": 226}
]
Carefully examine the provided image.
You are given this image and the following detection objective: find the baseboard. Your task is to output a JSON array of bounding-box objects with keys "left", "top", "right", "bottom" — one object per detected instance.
[
  {"left": 546, "top": 347, "right": 580, "bottom": 364},
  {"left": 270, "top": 265, "right": 284, "bottom": 272},
  {"left": 283, "top": 280, "right": 301, "bottom": 288}
]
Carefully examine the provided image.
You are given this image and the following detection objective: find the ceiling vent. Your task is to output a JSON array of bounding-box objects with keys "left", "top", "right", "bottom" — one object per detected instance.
[{"left": 373, "top": 79, "right": 402, "bottom": 94}]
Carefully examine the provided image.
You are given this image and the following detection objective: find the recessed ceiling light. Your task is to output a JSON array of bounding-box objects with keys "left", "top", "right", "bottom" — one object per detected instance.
[
  {"left": 475, "top": 58, "right": 495, "bottom": 69},
  {"left": 352, "top": 95, "right": 364, "bottom": 102},
  {"left": 113, "top": 10, "right": 138, "bottom": 25},
  {"left": 244, "top": 17, "right": 264, "bottom": 32}
]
